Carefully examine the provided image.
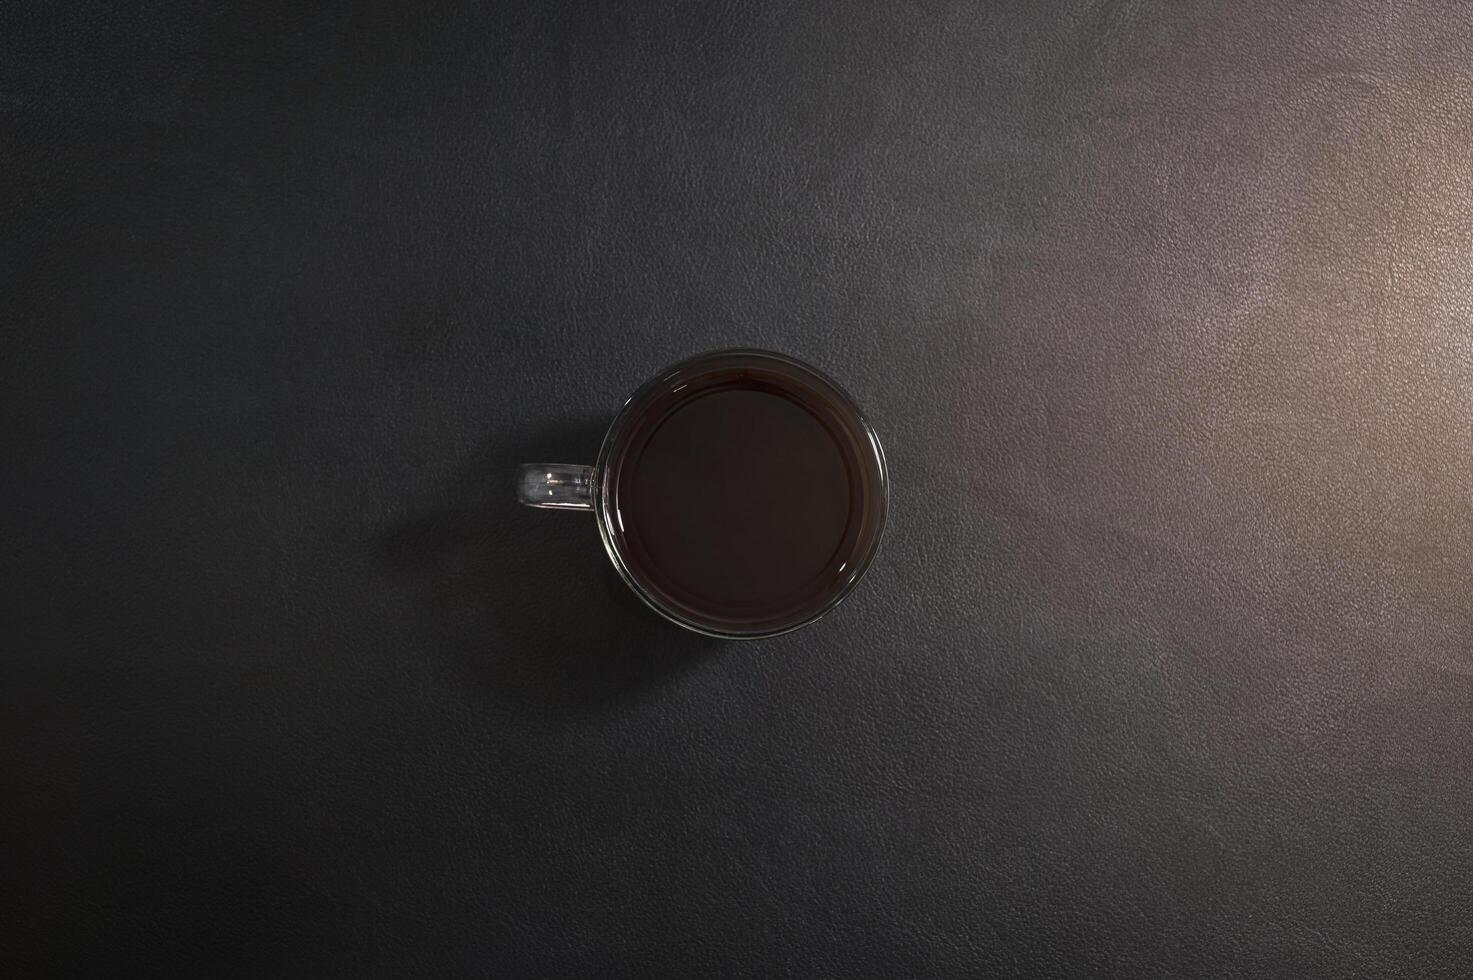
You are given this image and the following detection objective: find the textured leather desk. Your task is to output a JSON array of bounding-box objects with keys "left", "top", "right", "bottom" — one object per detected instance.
[{"left": 6, "top": 3, "right": 1472, "bottom": 976}]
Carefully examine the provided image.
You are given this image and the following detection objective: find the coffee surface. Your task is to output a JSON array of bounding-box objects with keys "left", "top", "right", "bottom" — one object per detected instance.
[{"left": 609, "top": 375, "right": 864, "bottom": 629}]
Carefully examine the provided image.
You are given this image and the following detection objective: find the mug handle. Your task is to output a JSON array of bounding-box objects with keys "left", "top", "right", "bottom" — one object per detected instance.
[{"left": 517, "top": 463, "right": 595, "bottom": 510}]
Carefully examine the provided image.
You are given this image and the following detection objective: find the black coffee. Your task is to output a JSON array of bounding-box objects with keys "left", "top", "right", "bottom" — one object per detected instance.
[{"left": 603, "top": 352, "right": 886, "bottom": 635}]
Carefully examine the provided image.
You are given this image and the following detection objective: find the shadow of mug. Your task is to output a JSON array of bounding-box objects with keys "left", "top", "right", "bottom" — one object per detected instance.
[{"left": 379, "top": 420, "right": 719, "bottom": 714}]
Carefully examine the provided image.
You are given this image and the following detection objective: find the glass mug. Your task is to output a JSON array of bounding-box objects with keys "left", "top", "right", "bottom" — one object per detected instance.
[{"left": 517, "top": 349, "right": 888, "bottom": 639}]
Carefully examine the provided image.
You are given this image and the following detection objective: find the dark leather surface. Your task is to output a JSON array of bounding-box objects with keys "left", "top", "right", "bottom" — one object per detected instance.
[{"left": 6, "top": 2, "right": 1473, "bottom": 976}]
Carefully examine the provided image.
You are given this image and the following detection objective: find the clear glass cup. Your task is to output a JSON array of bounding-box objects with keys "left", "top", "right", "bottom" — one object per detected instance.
[{"left": 518, "top": 349, "right": 888, "bottom": 639}]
